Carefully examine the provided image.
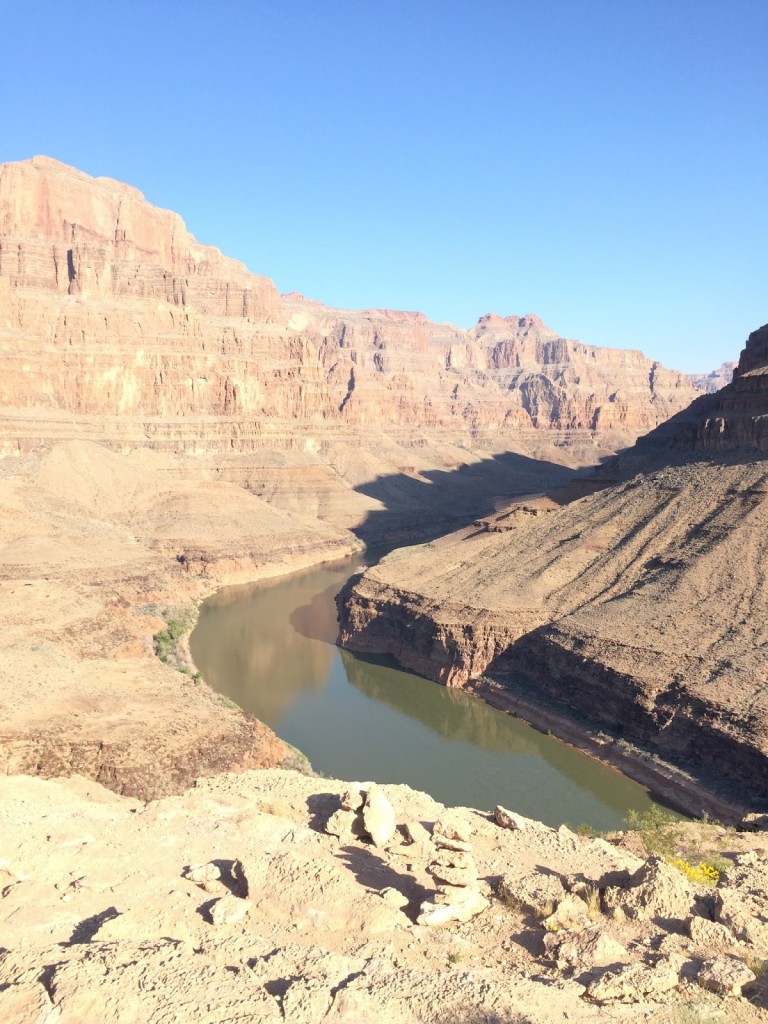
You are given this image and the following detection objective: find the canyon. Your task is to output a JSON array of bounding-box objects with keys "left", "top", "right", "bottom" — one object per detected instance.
[
  {"left": 0, "top": 155, "right": 719, "bottom": 793},
  {"left": 339, "top": 324, "right": 768, "bottom": 813},
  {"left": 2, "top": 156, "right": 767, "bottom": 1022}
]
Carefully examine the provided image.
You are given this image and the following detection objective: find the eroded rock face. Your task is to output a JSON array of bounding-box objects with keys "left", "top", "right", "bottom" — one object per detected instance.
[
  {"left": 338, "top": 323, "right": 768, "bottom": 805},
  {"left": 7, "top": 771, "right": 766, "bottom": 1023},
  {"left": 0, "top": 156, "right": 708, "bottom": 468}
]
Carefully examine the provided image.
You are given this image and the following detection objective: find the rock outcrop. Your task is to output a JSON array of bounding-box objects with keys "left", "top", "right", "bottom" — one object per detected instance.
[
  {"left": 3, "top": 770, "right": 766, "bottom": 1023},
  {"left": 339, "top": 323, "right": 768, "bottom": 810}
]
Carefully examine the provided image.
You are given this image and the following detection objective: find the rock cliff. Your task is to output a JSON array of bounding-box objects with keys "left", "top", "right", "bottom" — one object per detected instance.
[
  {"left": 339, "top": 324, "right": 768, "bottom": 810},
  {"left": 0, "top": 156, "right": 733, "bottom": 804},
  {"left": 1, "top": 157, "right": 709, "bottom": 482}
]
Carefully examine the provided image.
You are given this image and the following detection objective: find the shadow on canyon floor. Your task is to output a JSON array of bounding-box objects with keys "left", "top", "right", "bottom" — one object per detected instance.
[{"left": 350, "top": 449, "right": 589, "bottom": 547}]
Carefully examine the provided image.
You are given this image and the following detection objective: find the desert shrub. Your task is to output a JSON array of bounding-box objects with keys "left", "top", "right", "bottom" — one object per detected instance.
[
  {"left": 152, "top": 609, "right": 194, "bottom": 666},
  {"left": 625, "top": 806, "right": 679, "bottom": 857},
  {"left": 575, "top": 822, "right": 598, "bottom": 838}
]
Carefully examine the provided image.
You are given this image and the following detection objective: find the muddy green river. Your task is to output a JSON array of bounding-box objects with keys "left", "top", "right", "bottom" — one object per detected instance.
[{"left": 190, "top": 557, "right": 662, "bottom": 831}]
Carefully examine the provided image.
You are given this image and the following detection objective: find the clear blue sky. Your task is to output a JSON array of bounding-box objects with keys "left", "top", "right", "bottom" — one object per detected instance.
[{"left": 4, "top": 0, "right": 766, "bottom": 371}]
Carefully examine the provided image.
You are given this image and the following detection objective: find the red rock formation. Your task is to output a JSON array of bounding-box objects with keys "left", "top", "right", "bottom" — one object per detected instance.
[{"left": 0, "top": 156, "right": 713, "bottom": 467}]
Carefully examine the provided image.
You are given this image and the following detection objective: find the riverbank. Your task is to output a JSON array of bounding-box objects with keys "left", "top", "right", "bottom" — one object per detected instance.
[
  {"left": 0, "top": 440, "right": 362, "bottom": 799},
  {"left": 468, "top": 678, "right": 750, "bottom": 826}
]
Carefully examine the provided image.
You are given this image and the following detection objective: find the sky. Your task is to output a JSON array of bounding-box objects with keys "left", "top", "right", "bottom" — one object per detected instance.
[{"left": 4, "top": 0, "right": 766, "bottom": 372}]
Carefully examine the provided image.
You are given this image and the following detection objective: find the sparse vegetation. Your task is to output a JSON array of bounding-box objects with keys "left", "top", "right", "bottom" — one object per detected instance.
[
  {"left": 153, "top": 615, "right": 190, "bottom": 663},
  {"left": 667, "top": 857, "right": 720, "bottom": 886},
  {"left": 625, "top": 805, "right": 679, "bottom": 858},
  {"left": 575, "top": 822, "right": 598, "bottom": 838},
  {"left": 151, "top": 607, "right": 196, "bottom": 674},
  {"left": 583, "top": 883, "right": 602, "bottom": 920}
]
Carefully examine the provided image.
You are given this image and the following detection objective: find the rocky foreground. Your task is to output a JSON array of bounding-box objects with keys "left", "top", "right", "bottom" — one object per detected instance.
[
  {"left": 339, "top": 325, "right": 768, "bottom": 812},
  {"left": 2, "top": 769, "right": 768, "bottom": 1023}
]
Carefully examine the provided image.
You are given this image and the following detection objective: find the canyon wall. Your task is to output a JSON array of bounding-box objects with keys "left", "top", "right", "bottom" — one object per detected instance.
[
  {"left": 0, "top": 155, "right": 737, "bottom": 799},
  {"left": 339, "top": 324, "right": 768, "bottom": 807},
  {"left": 0, "top": 157, "right": 709, "bottom": 479}
]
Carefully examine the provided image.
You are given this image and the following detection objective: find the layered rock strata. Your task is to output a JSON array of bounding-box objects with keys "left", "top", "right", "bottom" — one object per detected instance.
[
  {"left": 339, "top": 325, "right": 768, "bottom": 809},
  {"left": 1, "top": 157, "right": 712, "bottom": 516},
  {"left": 0, "top": 440, "right": 354, "bottom": 797}
]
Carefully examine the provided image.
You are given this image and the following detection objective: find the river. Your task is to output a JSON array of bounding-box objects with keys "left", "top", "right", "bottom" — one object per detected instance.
[{"left": 189, "top": 557, "right": 663, "bottom": 830}]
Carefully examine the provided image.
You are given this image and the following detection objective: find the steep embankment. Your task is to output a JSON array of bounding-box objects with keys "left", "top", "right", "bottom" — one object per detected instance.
[
  {"left": 339, "top": 325, "right": 768, "bottom": 810},
  {"left": 1, "top": 157, "right": 708, "bottom": 500}
]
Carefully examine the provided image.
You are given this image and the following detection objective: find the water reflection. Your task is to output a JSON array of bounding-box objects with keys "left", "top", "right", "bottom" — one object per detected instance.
[
  {"left": 342, "top": 649, "right": 655, "bottom": 821},
  {"left": 190, "top": 557, "right": 662, "bottom": 830},
  {"left": 190, "top": 563, "right": 356, "bottom": 722}
]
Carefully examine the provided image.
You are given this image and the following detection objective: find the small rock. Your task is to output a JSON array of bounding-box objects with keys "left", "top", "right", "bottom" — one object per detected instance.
[
  {"left": 697, "top": 956, "right": 756, "bottom": 996},
  {"left": 586, "top": 956, "right": 683, "bottom": 1003},
  {"left": 735, "top": 850, "right": 759, "bottom": 867},
  {"left": 381, "top": 887, "right": 409, "bottom": 910},
  {"left": 494, "top": 806, "right": 527, "bottom": 831},
  {"left": 340, "top": 787, "right": 365, "bottom": 812},
  {"left": 497, "top": 872, "right": 567, "bottom": 918},
  {"left": 543, "top": 924, "right": 627, "bottom": 968},
  {"left": 542, "top": 894, "right": 590, "bottom": 933},
  {"left": 428, "top": 864, "right": 477, "bottom": 888},
  {"left": 403, "top": 821, "right": 431, "bottom": 845},
  {"left": 232, "top": 858, "right": 268, "bottom": 898},
  {"left": 184, "top": 860, "right": 222, "bottom": 892},
  {"left": 183, "top": 862, "right": 221, "bottom": 888},
  {"left": 687, "top": 915, "right": 736, "bottom": 947},
  {"left": 362, "top": 785, "right": 397, "bottom": 847},
  {"left": 431, "top": 830, "right": 473, "bottom": 853},
  {"left": 326, "top": 808, "right": 365, "bottom": 841},
  {"left": 431, "top": 849, "right": 474, "bottom": 871},
  {"left": 417, "top": 890, "right": 489, "bottom": 927},
  {"left": 209, "top": 895, "right": 252, "bottom": 926},
  {"left": 433, "top": 813, "right": 472, "bottom": 844}
]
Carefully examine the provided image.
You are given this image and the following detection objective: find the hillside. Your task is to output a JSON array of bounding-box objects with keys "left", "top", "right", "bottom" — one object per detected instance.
[{"left": 339, "top": 325, "right": 768, "bottom": 811}]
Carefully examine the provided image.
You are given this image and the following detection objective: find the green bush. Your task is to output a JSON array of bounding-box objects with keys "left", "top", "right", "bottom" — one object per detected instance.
[{"left": 625, "top": 806, "right": 679, "bottom": 857}]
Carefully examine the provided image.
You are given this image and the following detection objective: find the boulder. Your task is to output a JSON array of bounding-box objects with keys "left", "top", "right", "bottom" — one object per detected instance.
[
  {"left": 417, "top": 890, "right": 489, "bottom": 927},
  {"left": 543, "top": 924, "right": 627, "bottom": 969},
  {"left": 325, "top": 808, "right": 366, "bottom": 842},
  {"left": 602, "top": 856, "right": 694, "bottom": 923},
  {"left": 715, "top": 889, "right": 768, "bottom": 950},
  {"left": 696, "top": 956, "right": 756, "bottom": 996},
  {"left": 340, "top": 787, "right": 366, "bottom": 812},
  {"left": 403, "top": 820, "right": 431, "bottom": 845},
  {"left": 208, "top": 896, "right": 252, "bottom": 926},
  {"left": 494, "top": 806, "right": 528, "bottom": 831},
  {"left": 232, "top": 857, "right": 268, "bottom": 899},
  {"left": 381, "top": 888, "right": 409, "bottom": 910},
  {"left": 497, "top": 871, "right": 567, "bottom": 918},
  {"left": 432, "top": 813, "right": 473, "bottom": 844},
  {"left": 586, "top": 956, "right": 683, "bottom": 1003},
  {"left": 542, "top": 894, "right": 590, "bottom": 933},
  {"left": 362, "top": 785, "right": 397, "bottom": 847},
  {"left": 687, "top": 915, "right": 737, "bottom": 948},
  {"left": 183, "top": 862, "right": 221, "bottom": 892}
]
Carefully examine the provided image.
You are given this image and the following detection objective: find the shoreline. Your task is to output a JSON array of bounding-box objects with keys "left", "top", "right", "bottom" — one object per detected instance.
[
  {"left": 186, "top": 549, "right": 751, "bottom": 829},
  {"left": 467, "top": 677, "right": 750, "bottom": 827}
]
